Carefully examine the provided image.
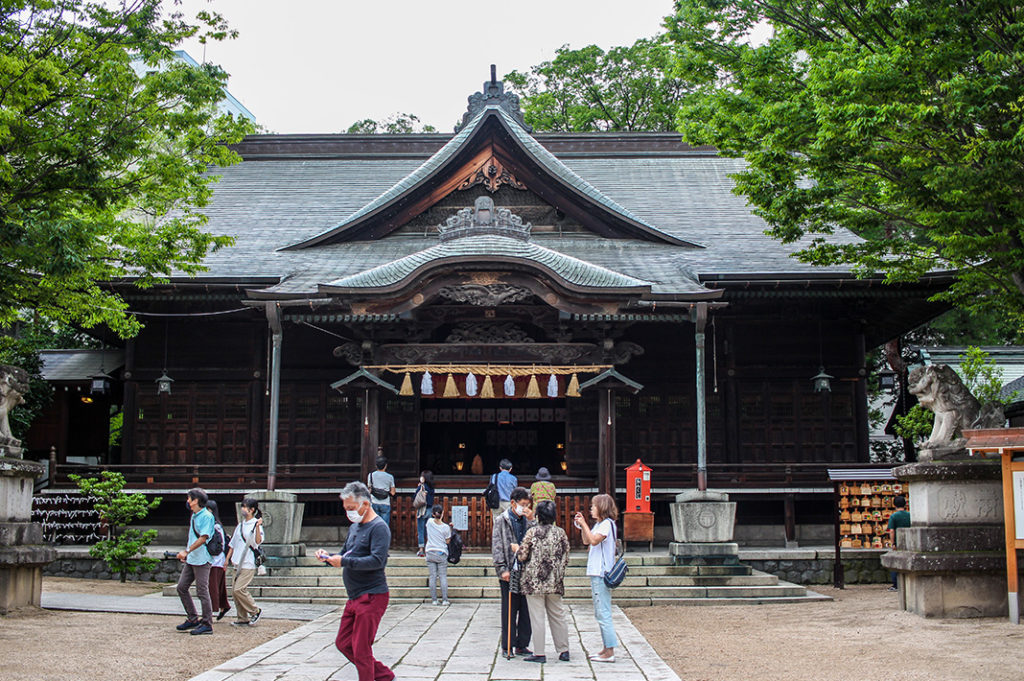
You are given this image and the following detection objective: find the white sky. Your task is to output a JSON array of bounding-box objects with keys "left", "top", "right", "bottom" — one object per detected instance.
[{"left": 173, "top": 0, "right": 676, "bottom": 134}]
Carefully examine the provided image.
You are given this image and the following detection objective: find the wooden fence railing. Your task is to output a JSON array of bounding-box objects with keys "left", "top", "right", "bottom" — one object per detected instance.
[{"left": 386, "top": 494, "right": 593, "bottom": 549}]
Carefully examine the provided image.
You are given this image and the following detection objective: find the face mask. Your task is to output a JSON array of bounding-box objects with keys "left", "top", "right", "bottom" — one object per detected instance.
[
  {"left": 513, "top": 504, "right": 525, "bottom": 516},
  {"left": 346, "top": 505, "right": 365, "bottom": 523},
  {"left": 419, "top": 477, "right": 424, "bottom": 484}
]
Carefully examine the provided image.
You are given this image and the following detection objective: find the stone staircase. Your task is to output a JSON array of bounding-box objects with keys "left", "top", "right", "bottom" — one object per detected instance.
[{"left": 164, "top": 552, "right": 829, "bottom": 606}]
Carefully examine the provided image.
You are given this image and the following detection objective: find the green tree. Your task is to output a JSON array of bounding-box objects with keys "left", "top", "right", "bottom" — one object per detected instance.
[
  {"left": 0, "top": 0, "right": 255, "bottom": 338},
  {"left": 346, "top": 113, "right": 437, "bottom": 134},
  {"left": 505, "top": 36, "right": 690, "bottom": 132},
  {"left": 959, "top": 345, "right": 1015, "bottom": 407},
  {"left": 669, "top": 1, "right": 1024, "bottom": 325},
  {"left": 69, "top": 471, "right": 162, "bottom": 582}
]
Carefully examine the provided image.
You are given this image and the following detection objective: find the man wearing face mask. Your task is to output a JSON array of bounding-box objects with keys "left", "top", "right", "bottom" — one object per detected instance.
[
  {"left": 314, "top": 481, "right": 393, "bottom": 681},
  {"left": 491, "top": 486, "right": 535, "bottom": 657}
]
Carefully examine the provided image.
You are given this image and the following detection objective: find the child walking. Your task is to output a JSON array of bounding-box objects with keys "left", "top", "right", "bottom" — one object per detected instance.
[{"left": 424, "top": 504, "right": 452, "bottom": 605}]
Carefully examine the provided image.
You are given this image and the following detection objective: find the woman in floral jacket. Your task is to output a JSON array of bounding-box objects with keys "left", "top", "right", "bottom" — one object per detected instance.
[{"left": 515, "top": 500, "right": 570, "bottom": 663}]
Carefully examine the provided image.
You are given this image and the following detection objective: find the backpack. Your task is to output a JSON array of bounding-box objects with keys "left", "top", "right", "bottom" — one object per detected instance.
[
  {"left": 193, "top": 515, "right": 224, "bottom": 556},
  {"left": 483, "top": 474, "right": 500, "bottom": 509},
  {"left": 447, "top": 528, "right": 464, "bottom": 565}
]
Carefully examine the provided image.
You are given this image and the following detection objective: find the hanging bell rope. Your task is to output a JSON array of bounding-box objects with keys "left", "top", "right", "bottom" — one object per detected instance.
[
  {"left": 480, "top": 374, "right": 495, "bottom": 399},
  {"left": 443, "top": 373, "right": 460, "bottom": 398},
  {"left": 566, "top": 373, "right": 581, "bottom": 398},
  {"left": 526, "top": 373, "right": 541, "bottom": 399}
]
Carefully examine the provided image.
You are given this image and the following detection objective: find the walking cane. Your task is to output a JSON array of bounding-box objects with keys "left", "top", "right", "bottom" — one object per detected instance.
[{"left": 506, "top": 558, "right": 517, "bottom": 659}]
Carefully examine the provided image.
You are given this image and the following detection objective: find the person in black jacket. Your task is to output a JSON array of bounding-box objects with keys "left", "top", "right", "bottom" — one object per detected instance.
[{"left": 315, "top": 482, "right": 393, "bottom": 681}]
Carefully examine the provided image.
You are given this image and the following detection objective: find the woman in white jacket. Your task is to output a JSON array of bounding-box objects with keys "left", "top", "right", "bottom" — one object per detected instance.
[{"left": 225, "top": 497, "right": 264, "bottom": 626}]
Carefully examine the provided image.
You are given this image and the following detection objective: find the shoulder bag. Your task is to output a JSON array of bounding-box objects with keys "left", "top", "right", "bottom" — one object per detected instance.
[
  {"left": 601, "top": 521, "right": 628, "bottom": 589},
  {"left": 413, "top": 484, "right": 428, "bottom": 509},
  {"left": 368, "top": 472, "right": 390, "bottom": 501}
]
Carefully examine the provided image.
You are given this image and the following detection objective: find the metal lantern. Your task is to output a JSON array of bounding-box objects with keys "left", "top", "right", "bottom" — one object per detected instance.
[
  {"left": 90, "top": 372, "right": 112, "bottom": 396},
  {"left": 878, "top": 370, "right": 897, "bottom": 393},
  {"left": 156, "top": 371, "right": 174, "bottom": 395},
  {"left": 812, "top": 366, "right": 834, "bottom": 393}
]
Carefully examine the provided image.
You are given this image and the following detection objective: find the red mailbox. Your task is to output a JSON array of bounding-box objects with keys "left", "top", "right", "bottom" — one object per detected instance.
[{"left": 625, "top": 459, "right": 653, "bottom": 514}]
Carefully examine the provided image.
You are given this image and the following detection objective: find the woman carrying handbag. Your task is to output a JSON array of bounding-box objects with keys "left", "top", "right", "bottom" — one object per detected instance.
[
  {"left": 414, "top": 470, "right": 434, "bottom": 557},
  {"left": 573, "top": 493, "right": 619, "bottom": 662},
  {"left": 225, "top": 496, "right": 264, "bottom": 626}
]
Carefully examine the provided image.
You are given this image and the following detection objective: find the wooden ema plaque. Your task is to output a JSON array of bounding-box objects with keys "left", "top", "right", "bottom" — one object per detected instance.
[{"left": 964, "top": 428, "right": 1024, "bottom": 624}]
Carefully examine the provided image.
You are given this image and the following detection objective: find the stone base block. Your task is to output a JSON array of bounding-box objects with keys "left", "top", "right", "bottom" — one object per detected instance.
[
  {"left": 262, "top": 543, "right": 306, "bottom": 558},
  {"left": 669, "top": 542, "right": 740, "bottom": 566},
  {"left": 240, "top": 491, "right": 305, "bottom": 545},
  {"left": 900, "top": 571, "right": 1023, "bottom": 619},
  {"left": 1, "top": 458, "right": 45, "bottom": 522},
  {"left": 669, "top": 500, "right": 736, "bottom": 543},
  {"left": 0, "top": 565, "right": 43, "bottom": 614}
]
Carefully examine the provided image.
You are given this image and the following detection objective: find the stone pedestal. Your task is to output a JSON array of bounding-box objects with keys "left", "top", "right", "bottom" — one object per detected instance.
[
  {"left": 238, "top": 490, "right": 305, "bottom": 567},
  {"left": 668, "top": 490, "right": 738, "bottom": 565},
  {"left": 881, "top": 455, "right": 1023, "bottom": 618},
  {"left": 1, "top": 457, "right": 57, "bottom": 614}
]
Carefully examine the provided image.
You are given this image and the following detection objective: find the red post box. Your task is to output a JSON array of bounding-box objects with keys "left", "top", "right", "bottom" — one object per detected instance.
[
  {"left": 626, "top": 459, "right": 652, "bottom": 513},
  {"left": 624, "top": 459, "right": 654, "bottom": 549}
]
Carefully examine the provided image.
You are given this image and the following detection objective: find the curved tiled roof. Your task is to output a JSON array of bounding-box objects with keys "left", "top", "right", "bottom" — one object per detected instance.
[
  {"left": 286, "top": 106, "right": 693, "bottom": 248},
  {"left": 321, "top": 234, "right": 653, "bottom": 292}
]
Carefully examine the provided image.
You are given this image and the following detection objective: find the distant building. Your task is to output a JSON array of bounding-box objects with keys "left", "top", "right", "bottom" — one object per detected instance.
[{"left": 130, "top": 49, "right": 256, "bottom": 123}]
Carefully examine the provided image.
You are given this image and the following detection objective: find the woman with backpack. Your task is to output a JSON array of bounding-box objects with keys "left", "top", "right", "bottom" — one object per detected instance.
[
  {"left": 414, "top": 470, "right": 434, "bottom": 557},
  {"left": 204, "top": 500, "right": 230, "bottom": 621},
  {"left": 225, "top": 497, "right": 264, "bottom": 626},
  {"left": 424, "top": 503, "right": 451, "bottom": 605}
]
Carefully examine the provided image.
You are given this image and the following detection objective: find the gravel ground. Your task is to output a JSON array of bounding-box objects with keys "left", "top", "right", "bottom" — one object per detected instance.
[
  {"left": 0, "top": 578, "right": 301, "bottom": 681},
  {"left": 625, "top": 585, "right": 1024, "bottom": 681}
]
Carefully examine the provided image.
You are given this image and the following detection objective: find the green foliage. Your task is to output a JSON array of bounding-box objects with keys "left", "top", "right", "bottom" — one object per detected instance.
[
  {"left": 894, "top": 404, "right": 935, "bottom": 442},
  {"left": 669, "top": 1, "right": 1024, "bottom": 326},
  {"left": 70, "top": 471, "right": 161, "bottom": 582},
  {"left": 505, "top": 36, "right": 690, "bottom": 132},
  {"left": 346, "top": 113, "right": 437, "bottom": 134},
  {"left": 0, "top": 1, "right": 255, "bottom": 338},
  {"left": 920, "top": 308, "right": 1024, "bottom": 346},
  {"left": 959, "top": 346, "right": 1015, "bottom": 406}
]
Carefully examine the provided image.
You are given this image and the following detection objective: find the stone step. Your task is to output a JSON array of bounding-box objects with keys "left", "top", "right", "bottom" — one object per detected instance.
[{"left": 287, "top": 553, "right": 676, "bottom": 568}]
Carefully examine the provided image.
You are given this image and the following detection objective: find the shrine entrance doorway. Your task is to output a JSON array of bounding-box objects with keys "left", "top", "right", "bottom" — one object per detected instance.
[{"left": 418, "top": 398, "right": 567, "bottom": 478}]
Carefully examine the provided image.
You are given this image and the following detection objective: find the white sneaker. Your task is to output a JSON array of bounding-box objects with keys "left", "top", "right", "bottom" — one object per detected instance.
[
  {"left": 431, "top": 599, "right": 439, "bottom": 605},
  {"left": 442, "top": 600, "right": 450, "bottom": 606}
]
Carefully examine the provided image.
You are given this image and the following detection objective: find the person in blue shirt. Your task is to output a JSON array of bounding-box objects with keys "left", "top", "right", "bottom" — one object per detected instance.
[
  {"left": 175, "top": 488, "right": 216, "bottom": 635},
  {"left": 491, "top": 459, "right": 518, "bottom": 520}
]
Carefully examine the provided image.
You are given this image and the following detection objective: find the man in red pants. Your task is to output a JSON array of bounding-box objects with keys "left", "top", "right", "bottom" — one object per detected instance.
[{"left": 315, "top": 481, "right": 393, "bottom": 681}]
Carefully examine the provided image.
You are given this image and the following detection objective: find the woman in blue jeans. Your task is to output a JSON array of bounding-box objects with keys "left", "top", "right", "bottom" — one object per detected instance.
[
  {"left": 574, "top": 493, "right": 618, "bottom": 663},
  {"left": 415, "top": 470, "right": 434, "bottom": 556}
]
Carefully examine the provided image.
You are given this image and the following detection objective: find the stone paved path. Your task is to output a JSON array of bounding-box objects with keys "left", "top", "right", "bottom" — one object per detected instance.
[{"left": 187, "top": 601, "right": 680, "bottom": 681}]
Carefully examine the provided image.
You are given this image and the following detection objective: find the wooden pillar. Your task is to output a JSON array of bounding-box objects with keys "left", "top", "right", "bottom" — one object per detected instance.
[
  {"left": 360, "top": 388, "right": 381, "bottom": 484},
  {"left": 723, "top": 323, "right": 740, "bottom": 465},
  {"left": 855, "top": 329, "right": 870, "bottom": 461},
  {"left": 597, "top": 388, "right": 616, "bottom": 496},
  {"left": 783, "top": 494, "right": 797, "bottom": 546},
  {"left": 120, "top": 338, "right": 136, "bottom": 466}
]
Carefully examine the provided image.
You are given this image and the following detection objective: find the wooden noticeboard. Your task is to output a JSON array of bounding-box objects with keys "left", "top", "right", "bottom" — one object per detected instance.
[{"left": 964, "top": 428, "right": 1024, "bottom": 624}]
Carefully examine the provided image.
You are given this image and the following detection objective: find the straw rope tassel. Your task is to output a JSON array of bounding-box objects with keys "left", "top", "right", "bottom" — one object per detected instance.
[
  {"left": 526, "top": 373, "right": 541, "bottom": 399},
  {"left": 443, "top": 373, "right": 459, "bottom": 398},
  {"left": 480, "top": 374, "right": 495, "bottom": 399},
  {"left": 399, "top": 372, "right": 413, "bottom": 396},
  {"left": 567, "top": 373, "right": 580, "bottom": 397}
]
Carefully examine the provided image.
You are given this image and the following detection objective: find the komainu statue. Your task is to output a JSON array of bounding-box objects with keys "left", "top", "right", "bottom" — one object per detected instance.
[
  {"left": 907, "top": 364, "right": 1005, "bottom": 456},
  {"left": 0, "top": 364, "right": 30, "bottom": 454}
]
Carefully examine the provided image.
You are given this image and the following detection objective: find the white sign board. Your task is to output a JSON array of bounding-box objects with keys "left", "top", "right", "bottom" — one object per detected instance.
[
  {"left": 451, "top": 505, "right": 469, "bottom": 532},
  {"left": 1014, "top": 471, "right": 1024, "bottom": 541}
]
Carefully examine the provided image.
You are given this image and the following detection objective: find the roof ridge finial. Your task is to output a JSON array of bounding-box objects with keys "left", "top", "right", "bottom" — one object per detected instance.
[
  {"left": 438, "top": 196, "right": 532, "bottom": 243},
  {"left": 454, "top": 65, "right": 532, "bottom": 133}
]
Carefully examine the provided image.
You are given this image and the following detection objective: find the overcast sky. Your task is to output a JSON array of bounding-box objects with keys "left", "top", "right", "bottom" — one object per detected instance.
[{"left": 174, "top": 0, "right": 676, "bottom": 134}]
